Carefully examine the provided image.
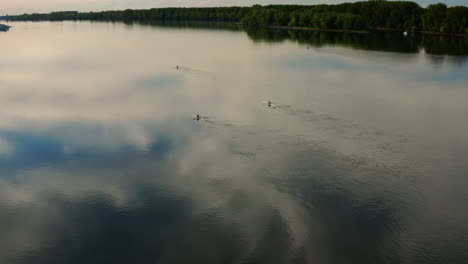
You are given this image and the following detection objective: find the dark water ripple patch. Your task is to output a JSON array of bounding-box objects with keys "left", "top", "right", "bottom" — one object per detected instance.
[
  {"left": 258, "top": 143, "right": 414, "bottom": 263},
  {"left": 266, "top": 103, "right": 416, "bottom": 163},
  {"left": 10, "top": 185, "right": 192, "bottom": 264}
]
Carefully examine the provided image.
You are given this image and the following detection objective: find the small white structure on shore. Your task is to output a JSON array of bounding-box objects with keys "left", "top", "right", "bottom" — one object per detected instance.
[{"left": 403, "top": 31, "right": 408, "bottom": 36}]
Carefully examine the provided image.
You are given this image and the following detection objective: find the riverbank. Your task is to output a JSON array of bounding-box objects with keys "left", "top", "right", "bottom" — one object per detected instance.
[
  {"left": 371, "top": 26, "right": 468, "bottom": 37},
  {"left": 266, "top": 26, "right": 368, "bottom": 34},
  {"left": 267, "top": 25, "right": 468, "bottom": 38},
  {"left": 419, "top": 31, "right": 468, "bottom": 38}
]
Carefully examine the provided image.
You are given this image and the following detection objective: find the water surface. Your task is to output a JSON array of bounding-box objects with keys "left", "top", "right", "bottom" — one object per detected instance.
[{"left": 1, "top": 21, "right": 468, "bottom": 264}]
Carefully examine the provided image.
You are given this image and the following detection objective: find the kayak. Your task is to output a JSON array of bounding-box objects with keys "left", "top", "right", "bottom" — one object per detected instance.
[{"left": 262, "top": 101, "right": 277, "bottom": 108}]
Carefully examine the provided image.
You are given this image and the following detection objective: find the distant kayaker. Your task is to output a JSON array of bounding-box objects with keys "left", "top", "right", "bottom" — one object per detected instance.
[
  {"left": 268, "top": 101, "right": 272, "bottom": 107},
  {"left": 176, "top": 65, "right": 179, "bottom": 69},
  {"left": 0, "top": 24, "right": 11, "bottom": 32}
]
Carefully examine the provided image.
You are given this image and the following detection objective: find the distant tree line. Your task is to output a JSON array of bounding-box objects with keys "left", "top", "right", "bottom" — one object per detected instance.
[
  {"left": 5, "top": 8, "right": 250, "bottom": 22},
  {"left": 4, "top": 1, "right": 468, "bottom": 35}
]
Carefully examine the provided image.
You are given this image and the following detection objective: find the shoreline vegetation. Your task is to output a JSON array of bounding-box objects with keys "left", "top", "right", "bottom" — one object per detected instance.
[{"left": 3, "top": 1, "right": 468, "bottom": 37}]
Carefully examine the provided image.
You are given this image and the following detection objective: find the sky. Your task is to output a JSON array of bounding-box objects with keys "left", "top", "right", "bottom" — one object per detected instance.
[{"left": 0, "top": 0, "right": 466, "bottom": 15}]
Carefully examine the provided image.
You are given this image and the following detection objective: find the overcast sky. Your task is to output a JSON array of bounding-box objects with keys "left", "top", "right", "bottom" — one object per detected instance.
[{"left": 0, "top": 0, "right": 465, "bottom": 15}]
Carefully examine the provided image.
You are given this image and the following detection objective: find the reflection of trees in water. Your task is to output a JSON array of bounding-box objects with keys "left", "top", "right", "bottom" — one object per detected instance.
[
  {"left": 245, "top": 28, "right": 468, "bottom": 61},
  {"left": 127, "top": 20, "right": 243, "bottom": 32},
  {"left": 421, "top": 35, "right": 468, "bottom": 56},
  {"left": 110, "top": 20, "right": 468, "bottom": 64}
]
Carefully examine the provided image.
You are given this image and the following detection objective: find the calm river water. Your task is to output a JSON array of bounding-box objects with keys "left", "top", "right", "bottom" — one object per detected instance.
[{"left": 0, "top": 21, "right": 467, "bottom": 264}]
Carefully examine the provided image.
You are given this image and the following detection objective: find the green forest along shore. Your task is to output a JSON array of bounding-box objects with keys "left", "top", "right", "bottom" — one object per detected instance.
[{"left": 4, "top": 1, "right": 468, "bottom": 36}]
